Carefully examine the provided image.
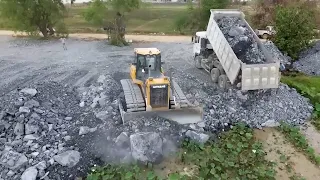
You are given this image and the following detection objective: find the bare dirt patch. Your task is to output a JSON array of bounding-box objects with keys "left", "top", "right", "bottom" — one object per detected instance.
[
  {"left": 254, "top": 128, "right": 320, "bottom": 180},
  {"left": 301, "top": 122, "right": 320, "bottom": 155},
  {"left": 0, "top": 30, "right": 190, "bottom": 42}
]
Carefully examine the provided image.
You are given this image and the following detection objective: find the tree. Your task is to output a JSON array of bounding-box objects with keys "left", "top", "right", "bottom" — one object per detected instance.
[
  {"left": 174, "top": 0, "right": 230, "bottom": 34},
  {"left": 0, "top": 0, "right": 67, "bottom": 38},
  {"left": 83, "top": 0, "right": 140, "bottom": 46},
  {"left": 274, "top": 4, "right": 316, "bottom": 60},
  {"left": 252, "top": 0, "right": 319, "bottom": 28}
]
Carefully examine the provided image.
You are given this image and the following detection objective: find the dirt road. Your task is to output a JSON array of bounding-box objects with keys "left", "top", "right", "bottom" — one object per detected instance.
[
  {"left": 0, "top": 30, "right": 191, "bottom": 42},
  {"left": 0, "top": 36, "right": 200, "bottom": 96}
]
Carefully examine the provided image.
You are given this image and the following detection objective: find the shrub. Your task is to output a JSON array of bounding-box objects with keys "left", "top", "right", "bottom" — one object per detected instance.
[{"left": 274, "top": 4, "right": 316, "bottom": 60}]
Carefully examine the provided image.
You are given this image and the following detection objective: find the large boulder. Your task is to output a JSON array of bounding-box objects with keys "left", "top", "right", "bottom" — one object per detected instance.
[
  {"left": 21, "top": 166, "right": 38, "bottom": 180},
  {"left": 53, "top": 150, "right": 81, "bottom": 168},
  {"left": 0, "top": 151, "right": 28, "bottom": 170},
  {"left": 130, "top": 132, "right": 163, "bottom": 163}
]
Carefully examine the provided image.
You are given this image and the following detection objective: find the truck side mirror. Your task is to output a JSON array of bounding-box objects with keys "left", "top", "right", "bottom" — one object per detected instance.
[
  {"left": 191, "top": 36, "right": 194, "bottom": 42},
  {"left": 161, "top": 62, "right": 165, "bottom": 64}
]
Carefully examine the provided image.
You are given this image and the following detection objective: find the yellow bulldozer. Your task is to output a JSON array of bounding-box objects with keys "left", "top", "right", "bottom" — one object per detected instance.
[{"left": 119, "top": 48, "right": 203, "bottom": 124}]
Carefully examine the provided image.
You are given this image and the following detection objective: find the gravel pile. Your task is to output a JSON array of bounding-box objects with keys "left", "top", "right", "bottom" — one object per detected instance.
[
  {"left": 263, "top": 40, "right": 292, "bottom": 68},
  {"left": 0, "top": 82, "right": 87, "bottom": 180},
  {"left": 171, "top": 68, "right": 314, "bottom": 131},
  {"left": 293, "top": 41, "right": 320, "bottom": 75},
  {"left": 216, "top": 16, "right": 266, "bottom": 64},
  {"left": 0, "top": 79, "right": 204, "bottom": 180}
]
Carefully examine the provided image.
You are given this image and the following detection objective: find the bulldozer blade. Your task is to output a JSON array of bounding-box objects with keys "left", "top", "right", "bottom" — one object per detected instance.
[
  {"left": 154, "top": 107, "right": 203, "bottom": 124},
  {"left": 119, "top": 102, "right": 203, "bottom": 125}
]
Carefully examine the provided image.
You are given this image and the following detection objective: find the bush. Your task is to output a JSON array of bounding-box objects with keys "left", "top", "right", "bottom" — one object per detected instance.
[
  {"left": 274, "top": 5, "right": 316, "bottom": 60},
  {"left": 55, "top": 21, "right": 69, "bottom": 38}
]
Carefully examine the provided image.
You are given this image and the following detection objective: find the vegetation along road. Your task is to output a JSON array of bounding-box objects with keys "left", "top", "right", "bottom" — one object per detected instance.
[{"left": 0, "top": 0, "right": 320, "bottom": 180}]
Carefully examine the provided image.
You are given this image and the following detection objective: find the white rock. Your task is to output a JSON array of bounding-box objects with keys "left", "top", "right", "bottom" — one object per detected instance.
[
  {"left": 53, "top": 150, "right": 80, "bottom": 167},
  {"left": 21, "top": 166, "right": 38, "bottom": 180},
  {"left": 185, "top": 130, "right": 209, "bottom": 144},
  {"left": 20, "top": 88, "right": 37, "bottom": 97}
]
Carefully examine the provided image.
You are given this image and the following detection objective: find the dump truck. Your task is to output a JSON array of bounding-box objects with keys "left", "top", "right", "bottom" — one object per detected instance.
[
  {"left": 192, "top": 9, "right": 280, "bottom": 91},
  {"left": 119, "top": 48, "right": 203, "bottom": 124}
]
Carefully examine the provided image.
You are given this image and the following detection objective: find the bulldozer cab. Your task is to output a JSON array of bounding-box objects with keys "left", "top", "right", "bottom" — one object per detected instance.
[{"left": 134, "top": 48, "right": 164, "bottom": 81}]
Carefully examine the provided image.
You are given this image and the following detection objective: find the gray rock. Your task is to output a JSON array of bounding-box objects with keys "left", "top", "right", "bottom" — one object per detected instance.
[
  {"left": 30, "top": 113, "right": 41, "bottom": 120},
  {"left": 185, "top": 130, "right": 209, "bottom": 144},
  {"left": 35, "top": 161, "right": 46, "bottom": 170},
  {"left": 130, "top": 132, "right": 163, "bottom": 163},
  {"left": 63, "top": 136, "right": 71, "bottom": 141},
  {"left": 0, "top": 151, "right": 28, "bottom": 169},
  {"left": 14, "top": 123, "right": 24, "bottom": 136},
  {"left": 7, "top": 170, "right": 15, "bottom": 177},
  {"left": 97, "top": 75, "right": 106, "bottom": 83},
  {"left": 24, "top": 100, "right": 40, "bottom": 108},
  {"left": 53, "top": 150, "right": 80, "bottom": 167},
  {"left": 95, "top": 111, "right": 108, "bottom": 120},
  {"left": 0, "top": 111, "right": 6, "bottom": 120},
  {"left": 31, "top": 152, "right": 39, "bottom": 157},
  {"left": 261, "top": 120, "right": 280, "bottom": 127},
  {"left": 79, "top": 126, "right": 97, "bottom": 135},
  {"left": 23, "top": 134, "right": 39, "bottom": 141},
  {"left": 115, "top": 132, "right": 130, "bottom": 148},
  {"left": 25, "top": 124, "right": 39, "bottom": 135},
  {"left": 20, "top": 88, "right": 37, "bottom": 97},
  {"left": 64, "top": 117, "right": 72, "bottom": 121},
  {"left": 21, "top": 166, "right": 38, "bottom": 180},
  {"left": 79, "top": 102, "right": 85, "bottom": 107},
  {"left": 19, "top": 106, "right": 30, "bottom": 113},
  {"left": 33, "top": 108, "right": 44, "bottom": 114}
]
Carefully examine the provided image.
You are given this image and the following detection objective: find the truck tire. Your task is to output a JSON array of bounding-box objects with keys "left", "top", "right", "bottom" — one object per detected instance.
[
  {"left": 262, "top": 33, "right": 269, "bottom": 39},
  {"left": 194, "top": 56, "right": 202, "bottom": 69},
  {"left": 218, "top": 74, "right": 228, "bottom": 89},
  {"left": 210, "top": 68, "right": 220, "bottom": 83}
]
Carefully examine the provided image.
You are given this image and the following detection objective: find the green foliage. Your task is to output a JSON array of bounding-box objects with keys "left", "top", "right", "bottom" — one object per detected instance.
[
  {"left": 82, "top": 0, "right": 141, "bottom": 46},
  {"left": 86, "top": 164, "right": 189, "bottom": 179},
  {"left": 0, "top": 0, "right": 66, "bottom": 38},
  {"left": 281, "top": 75, "right": 320, "bottom": 130},
  {"left": 83, "top": 0, "right": 108, "bottom": 26},
  {"left": 175, "top": 0, "right": 230, "bottom": 33},
  {"left": 87, "top": 164, "right": 150, "bottom": 180},
  {"left": 86, "top": 123, "right": 276, "bottom": 179},
  {"left": 198, "top": 0, "right": 230, "bottom": 29},
  {"left": 274, "top": 5, "right": 316, "bottom": 60},
  {"left": 109, "top": 0, "right": 141, "bottom": 14},
  {"left": 180, "top": 123, "right": 276, "bottom": 179},
  {"left": 55, "top": 21, "right": 69, "bottom": 38},
  {"left": 278, "top": 122, "right": 320, "bottom": 165}
]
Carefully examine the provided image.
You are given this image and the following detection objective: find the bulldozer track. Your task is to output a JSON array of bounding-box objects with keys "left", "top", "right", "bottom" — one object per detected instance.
[{"left": 120, "top": 79, "right": 145, "bottom": 112}]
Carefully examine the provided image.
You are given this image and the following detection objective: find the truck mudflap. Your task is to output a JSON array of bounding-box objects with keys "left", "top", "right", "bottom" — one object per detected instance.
[
  {"left": 241, "top": 62, "right": 280, "bottom": 90},
  {"left": 119, "top": 100, "right": 203, "bottom": 125}
]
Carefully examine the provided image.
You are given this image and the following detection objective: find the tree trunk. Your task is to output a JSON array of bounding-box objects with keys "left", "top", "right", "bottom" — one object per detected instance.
[
  {"left": 39, "top": 26, "right": 48, "bottom": 38},
  {"left": 47, "top": 24, "right": 55, "bottom": 36}
]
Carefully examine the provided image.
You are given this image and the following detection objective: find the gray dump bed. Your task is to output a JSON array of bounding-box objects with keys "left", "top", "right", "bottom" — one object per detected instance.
[{"left": 206, "top": 9, "right": 280, "bottom": 90}]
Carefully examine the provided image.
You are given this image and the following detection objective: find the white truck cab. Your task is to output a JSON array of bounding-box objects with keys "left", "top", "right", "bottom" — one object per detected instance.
[{"left": 192, "top": 31, "right": 213, "bottom": 57}]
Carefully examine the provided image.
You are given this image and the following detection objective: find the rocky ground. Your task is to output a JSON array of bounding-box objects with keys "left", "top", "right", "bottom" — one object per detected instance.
[
  {"left": 294, "top": 40, "right": 320, "bottom": 76},
  {"left": 0, "top": 36, "right": 315, "bottom": 180},
  {"left": 262, "top": 40, "right": 292, "bottom": 68},
  {"left": 217, "top": 16, "right": 266, "bottom": 64}
]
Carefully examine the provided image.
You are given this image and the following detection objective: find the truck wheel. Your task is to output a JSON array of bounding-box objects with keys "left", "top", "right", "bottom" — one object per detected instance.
[
  {"left": 210, "top": 68, "right": 220, "bottom": 83},
  {"left": 262, "top": 33, "right": 269, "bottom": 39},
  {"left": 194, "top": 56, "right": 202, "bottom": 69},
  {"left": 218, "top": 74, "right": 228, "bottom": 89}
]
